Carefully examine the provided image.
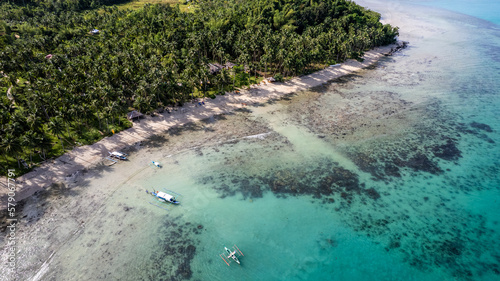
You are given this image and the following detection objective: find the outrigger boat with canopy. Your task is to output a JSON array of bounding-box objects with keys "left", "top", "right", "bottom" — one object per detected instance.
[
  {"left": 146, "top": 189, "right": 182, "bottom": 210},
  {"left": 220, "top": 245, "right": 244, "bottom": 266}
]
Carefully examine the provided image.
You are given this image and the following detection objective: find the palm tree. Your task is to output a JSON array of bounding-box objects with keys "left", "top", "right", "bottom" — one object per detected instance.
[
  {"left": 38, "top": 133, "right": 52, "bottom": 160},
  {"left": 219, "top": 68, "right": 230, "bottom": 94},
  {"left": 26, "top": 111, "right": 42, "bottom": 133},
  {"left": 1, "top": 133, "right": 22, "bottom": 168},
  {"left": 21, "top": 131, "right": 40, "bottom": 164},
  {"left": 48, "top": 117, "right": 65, "bottom": 151}
]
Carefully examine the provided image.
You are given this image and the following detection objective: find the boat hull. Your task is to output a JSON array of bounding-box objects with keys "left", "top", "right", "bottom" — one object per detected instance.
[{"left": 225, "top": 247, "right": 240, "bottom": 264}]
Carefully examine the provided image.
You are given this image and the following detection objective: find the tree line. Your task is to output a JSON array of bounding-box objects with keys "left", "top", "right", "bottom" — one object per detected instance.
[{"left": 0, "top": 0, "right": 399, "bottom": 174}]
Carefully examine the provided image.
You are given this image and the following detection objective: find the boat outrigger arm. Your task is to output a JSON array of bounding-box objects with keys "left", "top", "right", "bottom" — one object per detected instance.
[{"left": 220, "top": 245, "right": 244, "bottom": 266}]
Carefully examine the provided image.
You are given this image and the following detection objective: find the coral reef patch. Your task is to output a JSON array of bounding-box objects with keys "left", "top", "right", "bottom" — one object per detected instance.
[{"left": 143, "top": 218, "right": 203, "bottom": 281}]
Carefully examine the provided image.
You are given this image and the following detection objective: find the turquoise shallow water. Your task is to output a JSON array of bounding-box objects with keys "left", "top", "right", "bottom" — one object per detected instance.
[
  {"left": 415, "top": 0, "right": 500, "bottom": 25},
  {"left": 2, "top": 1, "right": 500, "bottom": 281}
]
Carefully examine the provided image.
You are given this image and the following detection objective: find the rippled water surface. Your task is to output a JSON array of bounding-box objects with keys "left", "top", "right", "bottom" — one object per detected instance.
[{"left": 2, "top": 1, "right": 500, "bottom": 281}]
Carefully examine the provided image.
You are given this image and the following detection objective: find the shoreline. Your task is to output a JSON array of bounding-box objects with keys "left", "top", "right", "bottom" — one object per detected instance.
[{"left": 0, "top": 43, "right": 401, "bottom": 210}]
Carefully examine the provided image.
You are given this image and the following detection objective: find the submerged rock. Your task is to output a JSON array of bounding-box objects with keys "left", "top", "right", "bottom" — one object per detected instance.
[
  {"left": 470, "top": 121, "right": 493, "bottom": 132},
  {"left": 432, "top": 139, "right": 462, "bottom": 161},
  {"left": 201, "top": 158, "right": 383, "bottom": 206},
  {"left": 403, "top": 153, "right": 442, "bottom": 175}
]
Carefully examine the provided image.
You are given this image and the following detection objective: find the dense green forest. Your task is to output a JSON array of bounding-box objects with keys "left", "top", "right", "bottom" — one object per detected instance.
[{"left": 0, "top": 0, "right": 399, "bottom": 175}]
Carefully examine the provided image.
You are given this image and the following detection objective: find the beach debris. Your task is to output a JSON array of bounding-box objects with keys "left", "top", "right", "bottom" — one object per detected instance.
[
  {"left": 64, "top": 171, "right": 80, "bottom": 183},
  {"left": 90, "top": 29, "right": 99, "bottom": 35},
  {"left": 385, "top": 41, "right": 409, "bottom": 56},
  {"left": 243, "top": 132, "right": 271, "bottom": 140},
  {"left": 45, "top": 54, "right": 53, "bottom": 59}
]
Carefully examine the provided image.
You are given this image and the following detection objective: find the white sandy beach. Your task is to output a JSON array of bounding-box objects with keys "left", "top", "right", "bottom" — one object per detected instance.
[{"left": 0, "top": 44, "right": 397, "bottom": 209}]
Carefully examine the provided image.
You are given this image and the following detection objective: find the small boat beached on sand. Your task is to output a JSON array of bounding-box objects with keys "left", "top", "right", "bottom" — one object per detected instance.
[
  {"left": 146, "top": 189, "right": 182, "bottom": 210},
  {"left": 108, "top": 151, "right": 128, "bottom": 160},
  {"left": 220, "top": 245, "right": 244, "bottom": 266}
]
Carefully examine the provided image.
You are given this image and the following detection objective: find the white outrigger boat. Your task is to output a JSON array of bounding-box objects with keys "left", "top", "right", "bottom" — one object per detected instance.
[
  {"left": 108, "top": 151, "right": 128, "bottom": 160},
  {"left": 220, "top": 245, "right": 244, "bottom": 266},
  {"left": 146, "top": 189, "right": 182, "bottom": 210}
]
